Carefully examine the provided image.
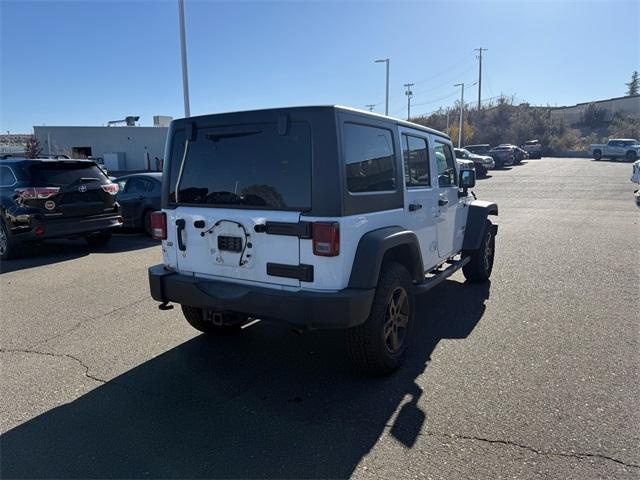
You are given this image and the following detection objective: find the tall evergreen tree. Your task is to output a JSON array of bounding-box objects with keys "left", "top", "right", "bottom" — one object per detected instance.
[{"left": 626, "top": 71, "right": 639, "bottom": 96}]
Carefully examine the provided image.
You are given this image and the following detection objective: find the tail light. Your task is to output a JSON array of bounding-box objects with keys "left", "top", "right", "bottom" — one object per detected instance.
[
  {"left": 150, "top": 211, "right": 167, "bottom": 240},
  {"left": 313, "top": 222, "right": 340, "bottom": 257},
  {"left": 14, "top": 187, "right": 60, "bottom": 200},
  {"left": 101, "top": 183, "right": 119, "bottom": 195}
]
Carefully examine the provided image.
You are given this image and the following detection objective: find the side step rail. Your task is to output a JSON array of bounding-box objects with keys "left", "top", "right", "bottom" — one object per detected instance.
[{"left": 413, "top": 257, "right": 470, "bottom": 295}]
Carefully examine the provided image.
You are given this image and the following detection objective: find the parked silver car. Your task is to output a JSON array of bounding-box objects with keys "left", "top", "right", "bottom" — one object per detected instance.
[{"left": 454, "top": 148, "right": 495, "bottom": 177}]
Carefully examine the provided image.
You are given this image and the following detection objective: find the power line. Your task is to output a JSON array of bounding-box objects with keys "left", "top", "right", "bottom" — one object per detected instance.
[{"left": 365, "top": 104, "right": 376, "bottom": 112}]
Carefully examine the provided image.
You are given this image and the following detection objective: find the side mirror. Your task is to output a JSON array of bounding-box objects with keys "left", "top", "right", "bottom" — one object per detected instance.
[{"left": 460, "top": 169, "right": 476, "bottom": 189}]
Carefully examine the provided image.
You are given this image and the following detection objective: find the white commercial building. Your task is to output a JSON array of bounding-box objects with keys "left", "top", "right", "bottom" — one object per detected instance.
[{"left": 34, "top": 122, "right": 169, "bottom": 172}]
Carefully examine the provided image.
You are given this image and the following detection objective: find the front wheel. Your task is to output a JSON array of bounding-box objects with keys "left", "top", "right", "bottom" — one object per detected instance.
[
  {"left": 347, "top": 262, "right": 415, "bottom": 376},
  {"left": 462, "top": 220, "right": 495, "bottom": 283},
  {"left": 181, "top": 305, "right": 249, "bottom": 335},
  {"left": 85, "top": 230, "right": 112, "bottom": 247},
  {"left": 626, "top": 151, "right": 638, "bottom": 162}
]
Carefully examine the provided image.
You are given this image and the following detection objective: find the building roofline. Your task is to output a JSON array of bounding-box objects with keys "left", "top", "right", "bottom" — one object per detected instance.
[{"left": 551, "top": 94, "right": 640, "bottom": 110}]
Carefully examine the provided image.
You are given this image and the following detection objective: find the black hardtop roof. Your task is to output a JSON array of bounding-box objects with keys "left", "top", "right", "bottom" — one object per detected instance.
[{"left": 172, "top": 105, "right": 451, "bottom": 140}]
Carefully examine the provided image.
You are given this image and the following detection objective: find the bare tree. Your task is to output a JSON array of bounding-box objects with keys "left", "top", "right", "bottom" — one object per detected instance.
[{"left": 25, "top": 135, "right": 42, "bottom": 158}]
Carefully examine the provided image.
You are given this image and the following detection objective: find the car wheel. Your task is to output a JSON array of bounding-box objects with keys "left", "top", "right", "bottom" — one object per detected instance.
[
  {"left": 462, "top": 220, "right": 495, "bottom": 283},
  {"left": 181, "top": 305, "right": 249, "bottom": 334},
  {"left": 626, "top": 151, "right": 638, "bottom": 162},
  {"left": 0, "top": 220, "right": 16, "bottom": 260},
  {"left": 85, "top": 230, "right": 112, "bottom": 248},
  {"left": 143, "top": 210, "right": 155, "bottom": 236},
  {"left": 593, "top": 150, "right": 602, "bottom": 161},
  {"left": 347, "top": 261, "right": 415, "bottom": 376},
  {"left": 477, "top": 165, "right": 487, "bottom": 177}
]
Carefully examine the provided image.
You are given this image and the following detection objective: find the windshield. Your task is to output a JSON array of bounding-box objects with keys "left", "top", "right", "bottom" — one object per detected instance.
[
  {"left": 170, "top": 122, "right": 312, "bottom": 210},
  {"left": 27, "top": 161, "right": 107, "bottom": 186}
]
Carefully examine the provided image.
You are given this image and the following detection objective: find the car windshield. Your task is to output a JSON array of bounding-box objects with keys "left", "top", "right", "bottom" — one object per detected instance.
[{"left": 170, "top": 122, "right": 312, "bottom": 210}]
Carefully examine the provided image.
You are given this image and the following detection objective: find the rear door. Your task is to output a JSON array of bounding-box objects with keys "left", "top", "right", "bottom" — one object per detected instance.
[
  {"left": 169, "top": 121, "right": 312, "bottom": 287},
  {"left": 118, "top": 177, "right": 153, "bottom": 227},
  {"left": 399, "top": 129, "right": 438, "bottom": 270},
  {"left": 24, "top": 161, "right": 115, "bottom": 218}
]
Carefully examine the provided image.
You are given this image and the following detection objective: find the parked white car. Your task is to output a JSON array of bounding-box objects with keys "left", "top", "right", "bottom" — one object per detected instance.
[
  {"left": 148, "top": 106, "right": 498, "bottom": 375},
  {"left": 590, "top": 139, "right": 640, "bottom": 162}
]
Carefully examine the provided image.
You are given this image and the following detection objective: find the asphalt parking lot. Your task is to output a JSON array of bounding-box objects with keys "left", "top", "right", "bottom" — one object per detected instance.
[{"left": 1, "top": 157, "right": 638, "bottom": 479}]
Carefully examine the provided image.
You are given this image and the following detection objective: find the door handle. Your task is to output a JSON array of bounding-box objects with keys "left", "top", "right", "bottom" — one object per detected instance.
[
  {"left": 408, "top": 202, "right": 422, "bottom": 212},
  {"left": 176, "top": 219, "right": 186, "bottom": 251},
  {"left": 438, "top": 196, "right": 449, "bottom": 207}
]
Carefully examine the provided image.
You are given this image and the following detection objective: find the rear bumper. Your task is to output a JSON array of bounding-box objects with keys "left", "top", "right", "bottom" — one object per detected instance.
[
  {"left": 148, "top": 264, "right": 375, "bottom": 330},
  {"left": 14, "top": 213, "right": 122, "bottom": 241}
]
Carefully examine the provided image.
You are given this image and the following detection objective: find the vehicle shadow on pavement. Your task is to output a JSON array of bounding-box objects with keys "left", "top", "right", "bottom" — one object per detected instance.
[
  {"left": 0, "top": 279, "right": 490, "bottom": 479},
  {"left": 0, "top": 234, "right": 158, "bottom": 274}
]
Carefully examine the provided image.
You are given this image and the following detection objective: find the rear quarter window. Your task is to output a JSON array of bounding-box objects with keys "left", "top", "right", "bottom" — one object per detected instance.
[
  {"left": 343, "top": 123, "right": 396, "bottom": 193},
  {"left": 0, "top": 166, "right": 17, "bottom": 187}
]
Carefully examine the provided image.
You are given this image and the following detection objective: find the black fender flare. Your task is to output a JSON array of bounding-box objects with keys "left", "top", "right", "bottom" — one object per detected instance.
[
  {"left": 462, "top": 200, "right": 498, "bottom": 250},
  {"left": 348, "top": 226, "right": 424, "bottom": 289}
]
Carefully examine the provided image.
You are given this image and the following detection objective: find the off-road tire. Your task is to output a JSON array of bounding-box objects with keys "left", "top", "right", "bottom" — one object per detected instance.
[
  {"left": 181, "top": 305, "right": 248, "bottom": 335},
  {"left": 0, "top": 220, "right": 16, "bottom": 261},
  {"left": 593, "top": 150, "right": 602, "bottom": 161},
  {"left": 626, "top": 151, "right": 638, "bottom": 162},
  {"left": 462, "top": 220, "right": 495, "bottom": 283},
  {"left": 85, "top": 230, "right": 112, "bottom": 247},
  {"left": 347, "top": 262, "right": 415, "bottom": 376}
]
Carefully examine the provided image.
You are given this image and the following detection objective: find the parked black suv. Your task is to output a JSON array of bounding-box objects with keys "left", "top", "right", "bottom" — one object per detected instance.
[{"left": 0, "top": 157, "right": 123, "bottom": 259}]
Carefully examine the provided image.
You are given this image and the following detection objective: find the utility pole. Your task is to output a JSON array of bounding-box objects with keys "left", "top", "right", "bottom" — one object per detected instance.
[
  {"left": 474, "top": 47, "right": 486, "bottom": 110},
  {"left": 178, "top": 0, "right": 191, "bottom": 117},
  {"left": 453, "top": 83, "right": 465, "bottom": 147},
  {"left": 446, "top": 108, "right": 450, "bottom": 135},
  {"left": 365, "top": 104, "right": 376, "bottom": 112},
  {"left": 404, "top": 83, "right": 414, "bottom": 120},
  {"left": 375, "top": 58, "right": 390, "bottom": 115}
]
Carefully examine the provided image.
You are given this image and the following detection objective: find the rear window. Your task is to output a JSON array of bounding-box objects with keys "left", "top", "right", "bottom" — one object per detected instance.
[
  {"left": 27, "top": 162, "right": 107, "bottom": 186},
  {"left": 170, "top": 122, "right": 311, "bottom": 210}
]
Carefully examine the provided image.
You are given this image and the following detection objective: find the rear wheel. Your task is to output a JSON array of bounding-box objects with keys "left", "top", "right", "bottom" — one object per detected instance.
[
  {"left": 462, "top": 220, "right": 495, "bottom": 283},
  {"left": 181, "top": 305, "right": 249, "bottom": 335},
  {"left": 347, "top": 262, "right": 415, "bottom": 376},
  {"left": 85, "top": 230, "right": 112, "bottom": 247},
  {"left": 0, "top": 220, "right": 16, "bottom": 260},
  {"left": 593, "top": 150, "right": 602, "bottom": 161},
  {"left": 626, "top": 151, "right": 638, "bottom": 162}
]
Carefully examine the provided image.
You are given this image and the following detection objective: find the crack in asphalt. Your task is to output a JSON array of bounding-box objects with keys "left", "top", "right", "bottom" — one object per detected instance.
[
  {"left": 430, "top": 432, "right": 640, "bottom": 470},
  {"left": 26, "top": 297, "right": 149, "bottom": 349},
  {"left": 0, "top": 348, "right": 106, "bottom": 384},
  {"left": 2, "top": 348, "right": 637, "bottom": 471}
]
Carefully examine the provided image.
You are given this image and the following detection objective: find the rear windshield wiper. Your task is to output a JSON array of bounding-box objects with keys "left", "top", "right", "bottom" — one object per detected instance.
[{"left": 205, "top": 131, "right": 261, "bottom": 142}]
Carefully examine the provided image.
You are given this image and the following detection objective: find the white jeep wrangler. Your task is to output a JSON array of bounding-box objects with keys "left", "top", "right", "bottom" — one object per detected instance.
[{"left": 149, "top": 106, "right": 498, "bottom": 375}]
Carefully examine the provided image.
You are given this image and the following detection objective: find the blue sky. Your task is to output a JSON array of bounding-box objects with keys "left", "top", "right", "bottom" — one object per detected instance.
[{"left": 1, "top": 0, "right": 638, "bottom": 132}]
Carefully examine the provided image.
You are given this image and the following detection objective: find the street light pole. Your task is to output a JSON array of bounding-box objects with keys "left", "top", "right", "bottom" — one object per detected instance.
[
  {"left": 454, "top": 83, "right": 465, "bottom": 147},
  {"left": 375, "top": 58, "right": 390, "bottom": 115},
  {"left": 178, "top": 0, "right": 191, "bottom": 118}
]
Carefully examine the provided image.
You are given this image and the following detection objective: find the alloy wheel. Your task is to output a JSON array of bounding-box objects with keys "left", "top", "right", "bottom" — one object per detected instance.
[{"left": 383, "top": 286, "right": 410, "bottom": 354}]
